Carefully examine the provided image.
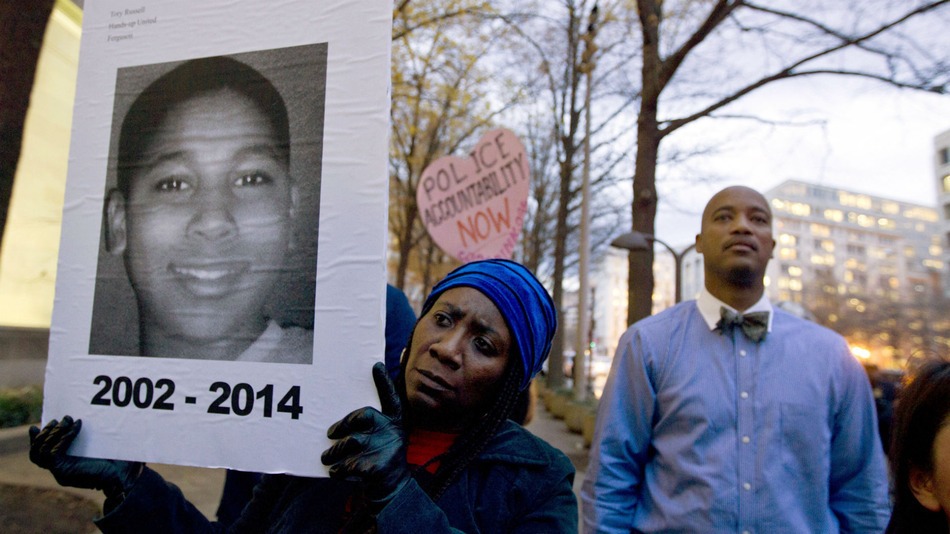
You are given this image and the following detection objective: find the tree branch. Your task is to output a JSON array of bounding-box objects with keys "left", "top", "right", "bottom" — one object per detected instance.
[
  {"left": 659, "top": 0, "right": 744, "bottom": 88},
  {"left": 660, "top": 1, "right": 950, "bottom": 137}
]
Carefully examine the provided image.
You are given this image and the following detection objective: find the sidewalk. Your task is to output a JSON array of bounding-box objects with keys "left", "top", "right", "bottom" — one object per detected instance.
[
  {"left": 525, "top": 398, "right": 589, "bottom": 498},
  {"left": 0, "top": 402, "right": 588, "bottom": 522},
  {"left": 0, "top": 425, "right": 225, "bottom": 519}
]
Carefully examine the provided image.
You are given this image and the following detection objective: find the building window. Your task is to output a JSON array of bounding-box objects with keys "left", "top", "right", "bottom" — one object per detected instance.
[
  {"left": 810, "top": 223, "right": 831, "bottom": 237},
  {"left": 839, "top": 192, "right": 873, "bottom": 209},
  {"left": 811, "top": 253, "right": 835, "bottom": 266},
  {"left": 847, "top": 212, "right": 875, "bottom": 228},
  {"left": 944, "top": 174, "right": 950, "bottom": 193},
  {"left": 785, "top": 201, "right": 811, "bottom": 216},
  {"left": 924, "top": 259, "right": 945, "bottom": 270},
  {"left": 903, "top": 206, "right": 938, "bottom": 222},
  {"left": 824, "top": 209, "right": 844, "bottom": 222},
  {"left": 808, "top": 186, "right": 832, "bottom": 200},
  {"left": 944, "top": 203, "right": 950, "bottom": 220},
  {"left": 940, "top": 147, "right": 950, "bottom": 165}
]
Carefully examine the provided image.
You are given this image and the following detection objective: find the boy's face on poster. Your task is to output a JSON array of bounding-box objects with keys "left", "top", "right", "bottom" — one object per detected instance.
[{"left": 108, "top": 88, "right": 297, "bottom": 346}]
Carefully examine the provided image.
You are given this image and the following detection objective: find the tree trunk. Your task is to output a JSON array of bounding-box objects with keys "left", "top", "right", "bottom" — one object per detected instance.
[
  {"left": 395, "top": 196, "right": 417, "bottom": 290},
  {"left": 627, "top": 0, "right": 662, "bottom": 326},
  {"left": 628, "top": 132, "right": 659, "bottom": 325},
  {"left": 547, "top": 152, "right": 574, "bottom": 389},
  {"left": 546, "top": 3, "right": 587, "bottom": 390},
  {"left": 0, "top": 0, "right": 55, "bottom": 253}
]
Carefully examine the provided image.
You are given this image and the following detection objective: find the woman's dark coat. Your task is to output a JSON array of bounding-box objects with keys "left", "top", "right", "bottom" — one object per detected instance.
[{"left": 94, "top": 420, "right": 577, "bottom": 533}]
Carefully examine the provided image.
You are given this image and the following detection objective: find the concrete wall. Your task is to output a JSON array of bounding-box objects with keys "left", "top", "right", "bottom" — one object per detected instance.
[{"left": 0, "top": 2, "right": 80, "bottom": 328}]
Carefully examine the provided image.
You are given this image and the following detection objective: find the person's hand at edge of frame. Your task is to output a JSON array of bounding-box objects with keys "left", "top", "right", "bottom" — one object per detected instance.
[
  {"left": 321, "top": 362, "right": 411, "bottom": 508},
  {"left": 29, "top": 416, "right": 144, "bottom": 500}
]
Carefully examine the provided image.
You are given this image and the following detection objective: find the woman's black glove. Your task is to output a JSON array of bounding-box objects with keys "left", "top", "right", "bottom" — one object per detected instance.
[
  {"left": 322, "top": 362, "right": 410, "bottom": 507},
  {"left": 29, "top": 416, "right": 143, "bottom": 499}
]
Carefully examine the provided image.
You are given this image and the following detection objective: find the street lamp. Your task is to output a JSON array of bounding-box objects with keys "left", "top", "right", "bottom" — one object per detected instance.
[{"left": 610, "top": 231, "right": 696, "bottom": 303}]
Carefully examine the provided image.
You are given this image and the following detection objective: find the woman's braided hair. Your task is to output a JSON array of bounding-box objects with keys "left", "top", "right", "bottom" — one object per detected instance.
[{"left": 420, "top": 359, "right": 523, "bottom": 500}]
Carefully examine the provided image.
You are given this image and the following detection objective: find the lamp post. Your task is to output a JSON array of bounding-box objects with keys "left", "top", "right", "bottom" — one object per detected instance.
[{"left": 610, "top": 231, "right": 696, "bottom": 304}]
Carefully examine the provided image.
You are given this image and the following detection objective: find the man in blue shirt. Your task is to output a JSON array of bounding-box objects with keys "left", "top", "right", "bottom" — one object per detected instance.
[{"left": 581, "top": 186, "right": 890, "bottom": 533}]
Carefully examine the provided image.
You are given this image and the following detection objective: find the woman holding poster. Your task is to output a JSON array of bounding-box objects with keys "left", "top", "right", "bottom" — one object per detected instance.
[{"left": 30, "top": 259, "right": 578, "bottom": 532}]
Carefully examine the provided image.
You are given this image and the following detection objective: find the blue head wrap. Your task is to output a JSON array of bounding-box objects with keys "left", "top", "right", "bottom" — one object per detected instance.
[{"left": 421, "top": 259, "right": 557, "bottom": 391}]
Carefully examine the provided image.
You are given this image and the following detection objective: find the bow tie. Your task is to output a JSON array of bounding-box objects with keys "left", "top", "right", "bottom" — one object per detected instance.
[{"left": 717, "top": 307, "right": 769, "bottom": 343}]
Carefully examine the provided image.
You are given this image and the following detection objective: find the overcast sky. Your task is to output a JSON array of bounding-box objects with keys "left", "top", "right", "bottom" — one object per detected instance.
[{"left": 649, "top": 75, "right": 950, "bottom": 248}]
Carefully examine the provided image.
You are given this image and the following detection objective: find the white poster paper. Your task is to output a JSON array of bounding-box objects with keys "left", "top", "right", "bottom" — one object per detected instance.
[{"left": 42, "top": 1, "right": 392, "bottom": 476}]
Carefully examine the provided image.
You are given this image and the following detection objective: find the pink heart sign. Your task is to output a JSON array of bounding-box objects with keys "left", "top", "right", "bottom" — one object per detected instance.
[{"left": 416, "top": 128, "right": 530, "bottom": 263}]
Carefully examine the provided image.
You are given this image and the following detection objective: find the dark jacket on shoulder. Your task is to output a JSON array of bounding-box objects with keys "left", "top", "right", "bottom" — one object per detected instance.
[{"left": 94, "top": 420, "right": 578, "bottom": 533}]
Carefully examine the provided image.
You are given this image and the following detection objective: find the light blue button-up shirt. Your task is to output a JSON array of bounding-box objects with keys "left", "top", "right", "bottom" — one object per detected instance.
[{"left": 581, "top": 290, "right": 890, "bottom": 533}]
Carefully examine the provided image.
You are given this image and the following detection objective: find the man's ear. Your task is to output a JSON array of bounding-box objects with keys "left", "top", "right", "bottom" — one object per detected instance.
[
  {"left": 910, "top": 466, "right": 941, "bottom": 512},
  {"left": 694, "top": 234, "right": 703, "bottom": 254},
  {"left": 105, "top": 189, "right": 127, "bottom": 255}
]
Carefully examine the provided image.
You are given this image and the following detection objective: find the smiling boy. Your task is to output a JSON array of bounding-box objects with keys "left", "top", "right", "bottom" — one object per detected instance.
[{"left": 97, "top": 56, "right": 313, "bottom": 363}]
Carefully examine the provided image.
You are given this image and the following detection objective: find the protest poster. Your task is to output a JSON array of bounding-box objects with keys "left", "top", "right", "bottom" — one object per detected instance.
[
  {"left": 416, "top": 128, "right": 530, "bottom": 262},
  {"left": 41, "top": 1, "right": 392, "bottom": 476}
]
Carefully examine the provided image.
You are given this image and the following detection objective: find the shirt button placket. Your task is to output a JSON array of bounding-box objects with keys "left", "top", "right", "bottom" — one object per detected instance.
[{"left": 737, "top": 339, "right": 756, "bottom": 533}]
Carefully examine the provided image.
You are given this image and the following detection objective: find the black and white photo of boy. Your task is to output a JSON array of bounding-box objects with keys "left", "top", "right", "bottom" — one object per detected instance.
[{"left": 89, "top": 45, "right": 326, "bottom": 363}]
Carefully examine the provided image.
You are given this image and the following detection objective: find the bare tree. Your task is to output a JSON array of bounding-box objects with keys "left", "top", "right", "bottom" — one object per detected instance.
[
  {"left": 625, "top": 0, "right": 950, "bottom": 324},
  {"left": 496, "top": 0, "right": 642, "bottom": 387},
  {"left": 389, "top": 1, "right": 530, "bottom": 296}
]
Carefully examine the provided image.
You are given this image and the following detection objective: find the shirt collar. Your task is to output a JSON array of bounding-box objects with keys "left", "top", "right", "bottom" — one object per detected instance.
[{"left": 696, "top": 287, "right": 774, "bottom": 332}]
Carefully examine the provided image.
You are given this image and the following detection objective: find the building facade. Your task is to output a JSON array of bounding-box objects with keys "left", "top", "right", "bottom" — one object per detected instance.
[
  {"left": 765, "top": 179, "right": 947, "bottom": 368},
  {"left": 591, "top": 245, "right": 679, "bottom": 360},
  {"left": 935, "top": 128, "right": 950, "bottom": 299}
]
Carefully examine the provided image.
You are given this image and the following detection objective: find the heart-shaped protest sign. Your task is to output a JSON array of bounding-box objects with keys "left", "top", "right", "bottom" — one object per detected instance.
[{"left": 416, "top": 128, "right": 530, "bottom": 263}]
